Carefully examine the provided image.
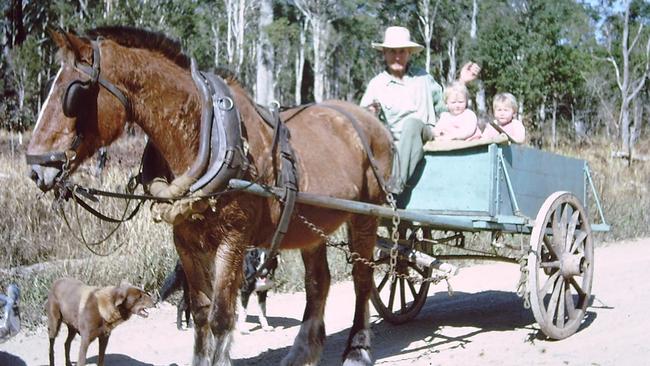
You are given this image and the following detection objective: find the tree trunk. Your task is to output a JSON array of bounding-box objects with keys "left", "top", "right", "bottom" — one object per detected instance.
[
  {"left": 551, "top": 96, "right": 557, "bottom": 148},
  {"left": 470, "top": 0, "right": 486, "bottom": 118},
  {"left": 255, "top": 0, "right": 274, "bottom": 105},
  {"left": 417, "top": 0, "right": 440, "bottom": 74},
  {"left": 211, "top": 24, "right": 220, "bottom": 68},
  {"left": 294, "top": 20, "right": 307, "bottom": 105},
  {"left": 631, "top": 96, "right": 642, "bottom": 152},
  {"left": 446, "top": 36, "right": 457, "bottom": 84},
  {"left": 311, "top": 15, "right": 329, "bottom": 102}
]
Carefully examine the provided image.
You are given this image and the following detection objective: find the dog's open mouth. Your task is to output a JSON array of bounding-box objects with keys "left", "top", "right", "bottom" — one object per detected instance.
[{"left": 137, "top": 308, "right": 150, "bottom": 318}]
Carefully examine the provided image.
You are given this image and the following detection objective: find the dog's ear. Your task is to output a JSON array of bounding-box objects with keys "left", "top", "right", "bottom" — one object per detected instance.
[{"left": 113, "top": 287, "right": 127, "bottom": 307}]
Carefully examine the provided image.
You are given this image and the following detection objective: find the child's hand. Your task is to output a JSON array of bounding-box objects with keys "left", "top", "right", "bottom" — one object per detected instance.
[{"left": 459, "top": 62, "right": 481, "bottom": 84}]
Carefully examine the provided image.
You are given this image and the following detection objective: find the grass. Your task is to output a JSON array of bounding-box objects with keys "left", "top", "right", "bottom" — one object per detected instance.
[{"left": 1, "top": 130, "right": 649, "bottom": 328}]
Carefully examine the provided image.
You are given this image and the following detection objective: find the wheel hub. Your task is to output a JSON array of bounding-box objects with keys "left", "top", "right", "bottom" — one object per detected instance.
[{"left": 560, "top": 253, "right": 586, "bottom": 278}]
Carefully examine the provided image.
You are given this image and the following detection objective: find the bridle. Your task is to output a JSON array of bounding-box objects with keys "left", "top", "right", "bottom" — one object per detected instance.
[{"left": 25, "top": 39, "right": 131, "bottom": 170}]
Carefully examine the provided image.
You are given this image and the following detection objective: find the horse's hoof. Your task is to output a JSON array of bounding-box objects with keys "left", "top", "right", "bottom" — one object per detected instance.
[{"left": 343, "top": 348, "right": 373, "bottom": 366}]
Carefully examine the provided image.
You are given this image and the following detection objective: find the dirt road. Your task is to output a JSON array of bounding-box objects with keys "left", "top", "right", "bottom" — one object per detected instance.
[{"left": 2, "top": 238, "right": 648, "bottom": 366}]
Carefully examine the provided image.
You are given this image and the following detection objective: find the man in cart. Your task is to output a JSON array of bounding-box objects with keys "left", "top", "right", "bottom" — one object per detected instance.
[{"left": 360, "top": 25, "right": 481, "bottom": 195}]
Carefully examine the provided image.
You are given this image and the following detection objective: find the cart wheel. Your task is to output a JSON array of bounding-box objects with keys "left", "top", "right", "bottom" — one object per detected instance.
[
  {"left": 370, "top": 248, "right": 432, "bottom": 324},
  {"left": 528, "top": 191, "right": 594, "bottom": 339}
]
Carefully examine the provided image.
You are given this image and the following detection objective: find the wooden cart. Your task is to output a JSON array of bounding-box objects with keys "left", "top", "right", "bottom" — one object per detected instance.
[{"left": 229, "top": 141, "right": 609, "bottom": 340}]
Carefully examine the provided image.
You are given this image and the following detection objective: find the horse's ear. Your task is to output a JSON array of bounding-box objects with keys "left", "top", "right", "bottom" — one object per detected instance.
[
  {"left": 48, "top": 27, "right": 70, "bottom": 50},
  {"left": 48, "top": 28, "right": 91, "bottom": 64},
  {"left": 63, "top": 32, "right": 93, "bottom": 65}
]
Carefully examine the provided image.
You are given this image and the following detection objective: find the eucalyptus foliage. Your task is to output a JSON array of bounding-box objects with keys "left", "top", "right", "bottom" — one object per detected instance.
[{"left": 1, "top": 0, "right": 648, "bottom": 147}]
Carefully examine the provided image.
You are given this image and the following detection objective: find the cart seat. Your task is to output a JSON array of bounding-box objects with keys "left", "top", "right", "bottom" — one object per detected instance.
[{"left": 423, "top": 134, "right": 509, "bottom": 152}]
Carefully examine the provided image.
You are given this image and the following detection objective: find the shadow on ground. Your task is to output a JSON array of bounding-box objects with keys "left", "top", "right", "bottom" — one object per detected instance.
[{"left": 233, "top": 290, "right": 553, "bottom": 365}]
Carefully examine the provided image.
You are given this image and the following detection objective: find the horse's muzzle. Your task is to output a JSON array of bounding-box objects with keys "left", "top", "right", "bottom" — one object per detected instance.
[{"left": 28, "top": 165, "right": 61, "bottom": 192}]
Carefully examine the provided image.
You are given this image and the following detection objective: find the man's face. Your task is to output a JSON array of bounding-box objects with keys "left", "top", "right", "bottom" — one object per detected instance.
[{"left": 383, "top": 48, "right": 411, "bottom": 77}]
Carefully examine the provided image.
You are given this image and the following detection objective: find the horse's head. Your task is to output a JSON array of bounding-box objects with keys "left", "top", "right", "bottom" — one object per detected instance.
[{"left": 27, "top": 29, "right": 130, "bottom": 192}]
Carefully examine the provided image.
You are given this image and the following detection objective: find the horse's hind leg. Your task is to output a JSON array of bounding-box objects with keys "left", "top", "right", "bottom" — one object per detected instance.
[
  {"left": 282, "top": 243, "right": 330, "bottom": 366},
  {"left": 343, "top": 215, "right": 376, "bottom": 365}
]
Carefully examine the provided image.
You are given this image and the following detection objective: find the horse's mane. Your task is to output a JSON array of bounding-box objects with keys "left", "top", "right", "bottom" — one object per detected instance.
[{"left": 85, "top": 26, "right": 191, "bottom": 69}]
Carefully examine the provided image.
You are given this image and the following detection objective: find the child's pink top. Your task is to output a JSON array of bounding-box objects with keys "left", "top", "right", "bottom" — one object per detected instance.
[
  {"left": 482, "top": 119, "right": 526, "bottom": 144},
  {"left": 433, "top": 109, "right": 481, "bottom": 141}
]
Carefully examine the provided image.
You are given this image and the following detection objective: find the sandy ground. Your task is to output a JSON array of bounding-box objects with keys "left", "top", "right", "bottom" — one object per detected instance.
[{"left": 1, "top": 238, "right": 648, "bottom": 366}]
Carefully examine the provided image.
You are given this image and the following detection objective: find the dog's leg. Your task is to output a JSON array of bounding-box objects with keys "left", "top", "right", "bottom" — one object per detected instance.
[
  {"left": 46, "top": 299, "right": 63, "bottom": 366},
  {"left": 237, "top": 294, "right": 250, "bottom": 334},
  {"left": 282, "top": 244, "right": 330, "bottom": 366},
  {"left": 257, "top": 291, "right": 272, "bottom": 331},
  {"left": 97, "top": 334, "right": 109, "bottom": 366},
  {"left": 77, "top": 334, "right": 90, "bottom": 366},
  {"left": 63, "top": 324, "right": 76, "bottom": 366}
]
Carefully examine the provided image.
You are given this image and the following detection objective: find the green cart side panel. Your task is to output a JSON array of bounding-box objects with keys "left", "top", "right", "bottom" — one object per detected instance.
[
  {"left": 403, "top": 144, "right": 586, "bottom": 221},
  {"left": 499, "top": 145, "right": 585, "bottom": 219},
  {"left": 403, "top": 145, "right": 496, "bottom": 214}
]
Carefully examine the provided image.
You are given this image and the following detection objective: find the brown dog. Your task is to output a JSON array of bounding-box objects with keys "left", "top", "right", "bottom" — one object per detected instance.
[{"left": 46, "top": 277, "right": 154, "bottom": 366}]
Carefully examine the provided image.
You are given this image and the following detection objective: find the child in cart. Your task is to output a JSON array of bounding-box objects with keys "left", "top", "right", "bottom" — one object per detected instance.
[
  {"left": 482, "top": 92, "right": 526, "bottom": 144},
  {"left": 432, "top": 82, "right": 481, "bottom": 141}
]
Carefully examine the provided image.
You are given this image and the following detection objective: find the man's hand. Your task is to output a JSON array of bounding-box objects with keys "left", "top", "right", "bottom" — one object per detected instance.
[
  {"left": 459, "top": 62, "right": 481, "bottom": 84},
  {"left": 366, "top": 100, "right": 382, "bottom": 117}
]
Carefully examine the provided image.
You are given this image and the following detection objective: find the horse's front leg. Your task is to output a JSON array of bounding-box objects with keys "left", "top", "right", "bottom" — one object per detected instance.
[
  {"left": 282, "top": 243, "right": 330, "bottom": 366},
  {"left": 208, "top": 232, "right": 247, "bottom": 366},
  {"left": 343, "top": 215, "right": 377, "bottom": 365},
  {"left": 174, "top": 230, "right": 216, "bottom": 366}
]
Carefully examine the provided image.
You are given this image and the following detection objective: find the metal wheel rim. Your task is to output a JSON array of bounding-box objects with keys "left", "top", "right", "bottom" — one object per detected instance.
[{"left": 527, "top": 191, "right": 594, "bottom": 339}]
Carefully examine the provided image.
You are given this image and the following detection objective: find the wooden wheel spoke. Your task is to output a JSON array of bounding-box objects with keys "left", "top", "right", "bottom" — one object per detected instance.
[
  {"left": 555, "top": 204, "right": 569, "bottom": 250},
  {"left": 547, "top": 276, "right": 564, "bottom": 318},
  {"left": 376, "top": 271, "right": 390, "bottom": 292},
  {"left": 540, "top": 270, "right": 561, "bottom": 296},
  {"left": 556, "top": 281, "right": 566, "bottom": 328},
  {"left": 568, "top": 277, "right": 587, "bottom": 299},
  {"left": 388, "top": 278, "right": 397, "bottom": 311},
  {"left": 566, "top": 211, "right": 580, "bottom": 251},
  {"left": 543, "top": 235, "right": 559, "bottom": 259},
  {"left": 410, "top": 264, "right": 427, "bottom": 277},
  {"left": 399, "top": 278, "right": 407, "bottom": 312},
  {"left": 564, "top": 283, "right": 577, "bottom": 319},
  {"left": 570, "top": 230, "right": 587, "bottom": 254},
  {"left": 407, "top": 279, "right": 418, "bottom": 298}
]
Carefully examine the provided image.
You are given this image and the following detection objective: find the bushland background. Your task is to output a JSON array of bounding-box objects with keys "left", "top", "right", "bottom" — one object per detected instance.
[{"left": 1, "top": 0, "right": 649, "bottom": 328}]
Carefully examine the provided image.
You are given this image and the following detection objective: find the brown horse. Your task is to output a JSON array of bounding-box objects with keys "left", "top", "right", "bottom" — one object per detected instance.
[{"left": 27, "top": 27, "right": 393, "bottom": 365}]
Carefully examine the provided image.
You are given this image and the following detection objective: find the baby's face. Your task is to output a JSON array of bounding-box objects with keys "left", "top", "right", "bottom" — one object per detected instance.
[
  {"left": 494, "top": 103, "right": 515, "bottom": 125},
  {"left": 446, "top": 91, "right": 467, "bottom": 116}
]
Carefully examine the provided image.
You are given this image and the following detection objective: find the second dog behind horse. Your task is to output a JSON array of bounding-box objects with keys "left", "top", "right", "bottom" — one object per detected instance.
[
  {"left": 238, "top": 248, "right": 278, "bottom": 333},
  {"left": 158, "top": 261, "right": 192, "bottom": 330},
  {"left": 159, "top": 248, "right": 278, "bottom": 332}
]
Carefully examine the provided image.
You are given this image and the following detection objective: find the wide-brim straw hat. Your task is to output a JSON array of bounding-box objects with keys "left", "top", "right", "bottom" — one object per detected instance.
[{"left": 371, "top": 26, "right": 424, "bottom": 54}]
